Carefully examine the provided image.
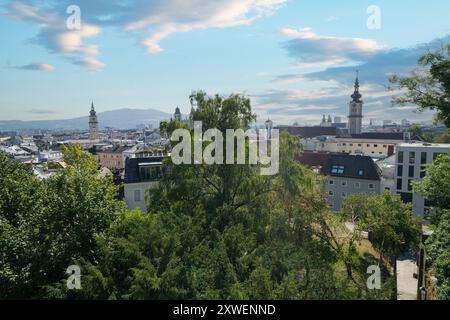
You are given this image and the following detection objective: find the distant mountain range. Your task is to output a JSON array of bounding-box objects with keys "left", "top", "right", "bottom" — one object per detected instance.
[{"left": 0, "top": 108, "right": 174, "bottom": 131}]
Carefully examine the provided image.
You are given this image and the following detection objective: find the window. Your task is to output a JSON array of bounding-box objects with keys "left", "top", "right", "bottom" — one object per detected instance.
[
  {"left": 383, "top": 145, "right": 387, "bottom": 148},
  {"left": 350, "top": 143, "right": 354, "bottom": 147},
  {"left": 328, "top": 190, "right": 334, "bottom": 196},
  {"left": 341, "top": 181, "right": 347, "bottom": 187},
  {"left": 343, "top": 143, "right": 347, "bottom": 146},
  {"left": 398, "top": 192, "right": 413, "bottom": 204},
  {"left": 355, "top": 182, "right": 361, "bottom": 188},
  {"left": 421, "top": 152, "right": 427, "bottom": 164},
  {"left": 374, "top": 144, "right": 378, "bottom": 148},
  {"left": 409, "top": 152, "right": 416, "bottom": 164},
  {"left": 397, "top": 165, "right": 403, "bottom": 177},
  {"left": 331, "top": 165, "right": 345, "bottom": 174},
  {"left": 397, "top": 178, "right": 402, "bottom": 190},
  {"left": 367, "top": 144, "right": 371, "bottom": 147},
  {"left": 368, "top": 183, "right": 375, "bottom": 190},
  {"left": 342, "top": 192, "right": 347, "bottom": 198},
  {"left": 420, "top": 168, "right": 426, "bottom": 178},
  {"left": 358, "top": 144, "right": 362, "bottom": 147},
  {"left": 329, "top": 180, "right": 334, "bottom": 185},
  {"left": 398, "top": 151, "right": 404, "bottom": 163},
  {"left": 408, "top": 166, "right": 415, "bottom": 178},
  {"left": 134, "top": 189, "right": 141, "bottom": 202}
]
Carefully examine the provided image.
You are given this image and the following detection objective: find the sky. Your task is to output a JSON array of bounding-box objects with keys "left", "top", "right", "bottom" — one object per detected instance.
[{"left": 1, "top": 0, "right": 450, "bottom": 125}]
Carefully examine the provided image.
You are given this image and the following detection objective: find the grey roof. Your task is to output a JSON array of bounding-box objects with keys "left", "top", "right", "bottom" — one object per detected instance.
[
  {"left": 277, "top": 126, "right": 345, "bottom": 138},
  {"left": 340, "top": 132, "right": 423, "bottom": 141},
  {"left": 296, "top": 152, "right": 381, "bottom": 181},
  {"left": 324, "top": 154, "right": 381, "bottom": 180},
  {"left": 98, "top": 145, "right": 130, "bottom": 154},
  {"left": 124, "top": 156, "right": 166, "bottom": 183}
]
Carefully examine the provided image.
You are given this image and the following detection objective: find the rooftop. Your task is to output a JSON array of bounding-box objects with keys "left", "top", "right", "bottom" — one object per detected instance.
[
  {"left": 397, "top": 142, "right": 450, "bottom": 148},
  {"left": 277, "top": 126, "right": 346, "bottom": 138},
  {"left": 296, "top": 152, "right": 381, "bottom": 181}
]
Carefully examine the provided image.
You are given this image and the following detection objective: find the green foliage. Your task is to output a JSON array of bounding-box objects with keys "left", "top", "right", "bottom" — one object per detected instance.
[
  {"left": 56, "top": 92, "right": 375, "bottom": 300},
  {"left": 414, "top": 153, "right": 450, "bottom": 299},
  {"left": 390, "top": 45, "right": 450, "bottom": 129},
  {"left": 1, "top": 91, "right": 420, "bottom": 300},
  {"left": 342, "top": 192, "right": 420, "bottom": 262},
  {"left": 407, "top": 124, "right": 423, "bottom": 137},
  {"left": 0, "top": 145, "right": 125, "bottom": 298},
  {"left": 413, "top": 153, "right": 450, "bottom": 222}
]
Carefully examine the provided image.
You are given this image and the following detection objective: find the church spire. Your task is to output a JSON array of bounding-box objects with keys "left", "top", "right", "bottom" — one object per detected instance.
[{"left": 351, "top": 70, "right": 362, "bottom": 103}]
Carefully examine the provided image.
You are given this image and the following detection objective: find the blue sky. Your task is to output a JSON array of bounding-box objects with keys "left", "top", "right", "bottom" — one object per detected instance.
[{"left": 1, "top": 0, "right": 450, "bottom": 125}]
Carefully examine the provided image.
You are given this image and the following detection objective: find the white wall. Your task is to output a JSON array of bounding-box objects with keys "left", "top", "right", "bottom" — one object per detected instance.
[{"left": 124, "top": 181, "right": 159, "bottom": 212}]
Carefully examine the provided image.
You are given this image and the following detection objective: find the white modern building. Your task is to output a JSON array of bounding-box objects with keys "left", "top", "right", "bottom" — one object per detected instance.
[{"left": 395, "top": 143, "right": 450, "bottom": 216}]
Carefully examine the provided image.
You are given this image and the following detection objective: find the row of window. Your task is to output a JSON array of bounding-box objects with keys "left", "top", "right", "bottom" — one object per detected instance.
[
  {"left": 328, "top": 190, "right": 348, "bottom": 198},
  {"left": 398, "top": 151, "right": 445, "bottom": 165},
  {"left": 328, "top": 190, "right": 375, "bottom": 198},
  {"left": 397, "top": 165, "right": 426, "bottom": 179},
  {"left": 341, "top": 143, "right": 388, "bottom": 148},
  {"left": 396, "top": 178, "right": 416, "bottom": 191},
  {"left": 342, "top": 150, "right": 384, "bottom": 155},
  {"left": 329, "top": 179, "right": 375, "bottom": 189}
]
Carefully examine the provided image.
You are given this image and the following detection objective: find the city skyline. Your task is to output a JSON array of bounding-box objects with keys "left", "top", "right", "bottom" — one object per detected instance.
[{"left": 1, "top": 0, "right": 450, "bottom": 124}]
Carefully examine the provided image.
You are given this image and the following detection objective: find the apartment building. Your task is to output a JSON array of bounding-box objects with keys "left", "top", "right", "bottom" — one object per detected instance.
[
  {"left": 124, "top": 156, "right": 166, "bottom": 212},
  {"left": 395, "top": 143, "right": 450, "bottom": 216},
  {"left": 297, "top": 152, "right": 381, "bottom": 211},
  {"left": 97, "top": 145, "right": 130, "bottom": 170},
  {"left": 315, "top": 132, "right": 420, "bottom": 158}
]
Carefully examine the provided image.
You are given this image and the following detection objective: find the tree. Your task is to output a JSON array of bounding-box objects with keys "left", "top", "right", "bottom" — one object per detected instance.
[
  {"left": 407, "top": 124, "right": 423, "bottom": 138},
  {"left": 390, "top": 45, "right": 450, "bottom": 129},
  {"left": 53, "top": 91, "right": 365, "bottom": 300},
  {"left": 413, "top": 153, "right": 450, "bottom": 223},
  {"left": 413, "top": 153, "right": 450, "bottom": 299},
  {"left": 340, "top": 192, "right": 420, "bottom": 267},
  {"left": 0, "top": 145, "right": 125, "bottom": 298}
]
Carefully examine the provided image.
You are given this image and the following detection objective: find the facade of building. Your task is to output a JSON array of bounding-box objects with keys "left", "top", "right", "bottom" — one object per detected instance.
[
  {"left": 297, "top": 152, "right": 381, "bottom": 211},
  {"left": 89, "top": 102, "right": 99, "bottom": 140},
  {"left": 395, "top": 143, "right": 450, "bottom": 216},
  {"left": 314, "top": 132, "right": 420, "bottom": 158},
  {"left": 348, "top": 73, "right": 363, "bottom": 135},
  {"left": 124, "top": 156, "right": 166, "bottom": 211},
  {"left": 97, "top": 145, "right": 130, "bottom": 170}
]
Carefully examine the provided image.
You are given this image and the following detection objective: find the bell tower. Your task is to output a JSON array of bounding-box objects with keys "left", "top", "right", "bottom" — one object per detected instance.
[
  {"left": 89, "top": 102, "right": 99, "bottom": 140},
  {"left": 348, "top": 71, "right": 363, "bottom": 135}
]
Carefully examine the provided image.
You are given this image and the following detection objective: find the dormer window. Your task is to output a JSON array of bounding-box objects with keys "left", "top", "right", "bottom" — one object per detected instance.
[{"left": 331, "top": 165, "right": 344, "bottom": 174}]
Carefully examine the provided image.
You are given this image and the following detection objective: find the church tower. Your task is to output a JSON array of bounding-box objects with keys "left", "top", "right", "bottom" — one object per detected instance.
[
  {"left": 89, "top": 102, "right": 99, "bottom": 140},
  {"left": 174, "top": 107, "right": 182, "bottom": 121},
  {"left": 348, "top": 71, "right": 363, "bottom": 135}
]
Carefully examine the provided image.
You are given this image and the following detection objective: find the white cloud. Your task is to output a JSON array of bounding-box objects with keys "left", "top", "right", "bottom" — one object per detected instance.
[
  {"left": 5, "top": 0, "right": 286, "bottom": 68},
  {"left": 7, "top": 2, "right": 104, "bottom": 71},
  {"left": 9, "top": 63, "right": 55, "bottom": 72},
  {"left": 280, "top": 27, "right": 383, "bottom": 68}
]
